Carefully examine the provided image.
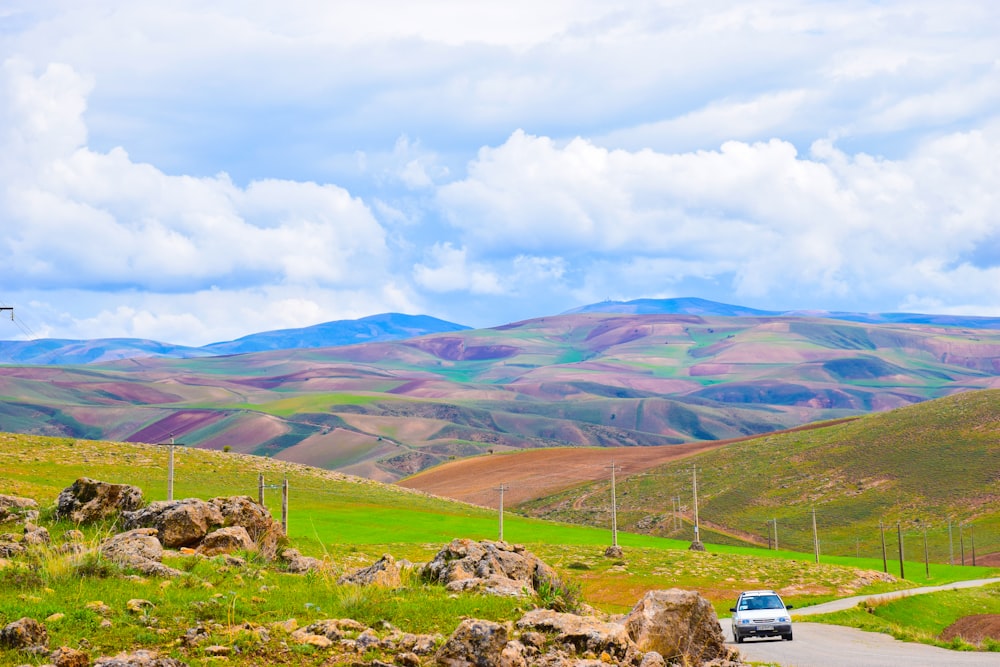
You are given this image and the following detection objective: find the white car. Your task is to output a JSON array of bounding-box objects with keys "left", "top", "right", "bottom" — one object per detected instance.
[{"left": 730, "top": 589, "right": 794, "bottom": 643}]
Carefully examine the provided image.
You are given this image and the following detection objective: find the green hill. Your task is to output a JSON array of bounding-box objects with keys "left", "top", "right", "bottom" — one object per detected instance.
[{"left": 517, "top": 389, "right": 1000, "bottom": 565}]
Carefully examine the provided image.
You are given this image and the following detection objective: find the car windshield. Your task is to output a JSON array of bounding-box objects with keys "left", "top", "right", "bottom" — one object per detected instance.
[{"left": 739, "top": 595, "right": 783, "bottom": 610}]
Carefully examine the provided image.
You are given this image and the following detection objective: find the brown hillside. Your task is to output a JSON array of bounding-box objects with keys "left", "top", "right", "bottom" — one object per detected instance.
[{"left": 397, "top": 418, "right": 857, "bottom": 506}]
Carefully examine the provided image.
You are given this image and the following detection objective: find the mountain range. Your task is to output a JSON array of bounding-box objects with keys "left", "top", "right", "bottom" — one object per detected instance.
[{"left": 1, "top": 298, "right": 998, "bottom": 483}]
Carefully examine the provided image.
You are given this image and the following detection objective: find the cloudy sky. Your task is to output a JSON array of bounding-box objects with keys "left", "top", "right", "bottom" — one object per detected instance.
[{"left": 1, "top": 1, "right": 999, "bottom": 346}]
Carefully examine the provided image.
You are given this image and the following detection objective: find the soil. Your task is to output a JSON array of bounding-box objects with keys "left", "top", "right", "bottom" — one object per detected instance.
[{"left": 940, "top": 615, "right": 1000, "bottom": 646}]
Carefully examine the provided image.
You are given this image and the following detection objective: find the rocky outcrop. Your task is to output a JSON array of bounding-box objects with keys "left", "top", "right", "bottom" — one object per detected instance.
[
  {"left": 339, "top": 553, "right": 403, "bottom": 587},
  {"left": 209, "top": 495, "right": 281, "bottom": 558},
  {"left": 280, "top": 548, "right": 324, "bottom": 574},
  {"left": 517, "top": 609, "right": 634, "bottom": 662},
  {"left": 50, "top": 645, "right": 90, "bottom": 667},
  {"left": 99, "top": 528, "right": 183, "bottom": 577},
  {"left": 624, "top": 589, "right": 735, "bottom": 665},
  {"left": 55, "top": 478, "right": 144, "bottom": 524},
  {"left": 422, "top": 539, "right": 559, "bottom": 596},
  {"left": 0, "top": 616, "right": 48, "bottom": 653},
  {"left": 122, "top": 498, "right": 224, "bottom": 548}
]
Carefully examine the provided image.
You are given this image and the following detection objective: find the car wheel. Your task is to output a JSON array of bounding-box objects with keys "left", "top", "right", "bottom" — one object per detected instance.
[
  {"left": 733, "top": 631, "right": 743, "bottom": 644},
  {"left": 783, "top": 632, "right": 793, "bottom": 641}
]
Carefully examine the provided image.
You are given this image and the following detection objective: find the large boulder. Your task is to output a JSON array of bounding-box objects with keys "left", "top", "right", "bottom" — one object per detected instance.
[
  {"left": 422, "top": 539, "right": 559, "bottom": 596},
  {"left": 435, "top": 619, "right": 508, "bottom": 667},
  {"left": 99, "top": 528, "right": 183, "bottom": 577},
  {"left": 56, "top": 478, "right": 144, "bottom": 524},
  {"left": 516, "top": 609, "right": 633, "bottom": 662},
  {"left": 209, "top": 496, "right": 281, "bottom": 558},
  {"left": 338, "top": 554, "right": 403, "bottom": 588},
  {"left": 122, "top": 499, "right": 224, "bottom": 548},
  {"left": 624, "top": 589, "right": 734, "bottom": 665},
  {"left": 0, "top": 617, "right": 48, "bottom": 652}
]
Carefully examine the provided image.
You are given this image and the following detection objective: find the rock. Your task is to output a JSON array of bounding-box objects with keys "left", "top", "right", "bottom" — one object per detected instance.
[
  {"left": 126, "top": 599, "right": 155, "bottom": 615},
  {"left": 204, "top": 645, "right": 230, "bottom": 656},
  {"left": 122, "top": 499, "right": 224, "bottom": 548},
  {"left": 516, "top": 610, "right": 632, "bottom": 661},
  {"left": 436, "top": 618, "right": 508, "bottom": 667},
  {"left": 196, "top": 526, "right": 256, "bottom": 557},
  {"left": 208, "top": 496, "right": 282, "bottom": 559},
  {"left": 688, "top": 540, "right": 706, "bottom": 552},
  {"left": 500, "top": 640, "right": 527, "bottom": 667},
  {"left": 55, "top": 478, "right": 144, "bottom": 524},
  {"left": 46, "top": 613, "right": 66, "bottom": 623},
  {"left": 92, "top": 649, "right": 188, "bottom": 666},
  {"left": 23, "top": 523, "right": 51, "bottom": 546},
  {"left": 338, "top": 554, "right": 402, "bottom": 588},
  {"left": 0, "top": 617, "right": 48, "bottom": 652},
  {"left": 63, "top": 529, "right": 86, "bottom": 543},
  {"left": 290, "top": 629, "right": 333, "bottom": 648},
  {"left": 603, "top": 545, "right": 624, "bottom": 559},
  {"left": 422, "top": 539, "right": 559, "bottom": 597},
  {"left": 624, "top": 589, "right": 733, "bottom": 665},
  {"left": 51, "top": 645, "right": 91, "bottom": 667},
  {"left": 637, "top": 651, "right": 665, "bottom": 667},
  {"left": 0, "top": 539, "right": 26, "bottom": 558},
  {"left": 280, "top": 548, "right": 323, "bottom": 574},
  {"left": 99, "top": 529, "right": 183, "bottom": 577},
  {"left": 0, "top": 494, "right": 39, "bottom": 524}
]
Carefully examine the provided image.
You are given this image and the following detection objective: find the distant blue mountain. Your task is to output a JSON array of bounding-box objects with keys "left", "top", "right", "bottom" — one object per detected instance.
[
  {"left": 565, "top": 297, "right": 779, "bottom": 318},
  {"left": 569, "top": 298, "right": 1000, "bottom": 329},
  {"left": 0, "top": 313, "right": 470, "bottom": 365},
  {"left": 201, "top": 313, "right": 470, "bottom": 355}
]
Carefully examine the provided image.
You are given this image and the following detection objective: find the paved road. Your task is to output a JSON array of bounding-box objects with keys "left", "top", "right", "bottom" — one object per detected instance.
[{"left": 725, "top": 578, "right": 1000, "bottom": 667}]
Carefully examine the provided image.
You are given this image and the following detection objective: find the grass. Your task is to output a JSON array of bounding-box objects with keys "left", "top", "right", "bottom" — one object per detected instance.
[
  {"left": 518, "top": 390, "right": 1000, "bottom": 563},
  {"left": 1, "top": 431, "right": 998, "bottom": 665},
  {"left": 808, "top": 583, "right": 1000, "bottom": 651}
]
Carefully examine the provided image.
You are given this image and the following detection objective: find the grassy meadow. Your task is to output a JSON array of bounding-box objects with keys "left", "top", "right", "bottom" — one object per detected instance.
[{"left": 2, "top": 431, "right": 999, "bottom": 665}]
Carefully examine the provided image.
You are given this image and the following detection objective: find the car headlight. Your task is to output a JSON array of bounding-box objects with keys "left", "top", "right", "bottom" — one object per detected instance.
[
  {"left": 778, "top": 616, "right": 790, "bottom": 623},
  {"left": 740, "top": 619, "right": 751, "bottom": 625}
]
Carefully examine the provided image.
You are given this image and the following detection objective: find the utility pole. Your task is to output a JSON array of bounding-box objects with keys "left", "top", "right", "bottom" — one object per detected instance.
[
  {"left": 948, "top": 520, "right": 954, "bottom": 565},
  {"left": 158, "top": 438, "right": 180, "bottom": 501},
  {"left": 258, "top": 473, "right": 265, "bottom": 506},
  {"left": 897, "top": 522, "right": 905, "bottom": 580},
  {"left": 281, "top": 477, "right": 288, "bottom": 536},
  {"left": 880, "top": 521, "right": 887, "bottom": 573},
  {"left": 772, "top": 518, "right": 778, "bottom": 551},
  {"left": 811, "top": 508, "right": 819, "bottom": 563},
  {"left": 692, "top": 465, "right": 701, "bottom": 545},
  {"left": 960, "top": 524, "right": 965, "bottom": 565},
  {"left": 495, "top": 483, "right": 509, "bottom": 542},
  {"left": 971, "top": 525, "right": 976, "bottom": 566},
  {"left": 923, "top": 525, "right": 930, "bottom": 579},
  {"left": 607, "top": 460, "right": 622, "bottom": 548}
]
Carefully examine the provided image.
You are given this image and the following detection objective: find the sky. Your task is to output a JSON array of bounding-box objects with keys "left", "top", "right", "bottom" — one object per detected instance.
[{"left": 1, "top": 1, "right": 999, "bottom": 346}]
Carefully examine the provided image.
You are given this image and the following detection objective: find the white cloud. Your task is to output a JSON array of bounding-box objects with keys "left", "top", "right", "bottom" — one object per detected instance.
[
  {"left": 413, "top": 243, "right": 503, "bottom": 295},
  {"left": 439, "top": 122, "right": 1000, "bottom": 309}
]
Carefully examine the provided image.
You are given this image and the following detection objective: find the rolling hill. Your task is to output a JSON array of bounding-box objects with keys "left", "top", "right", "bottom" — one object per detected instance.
[
  {"left": 510, "top": 390, "right": 1000, "bottom": 564},
  {"left": 0, "top": 311, "right": 998, "bottom": 482}
]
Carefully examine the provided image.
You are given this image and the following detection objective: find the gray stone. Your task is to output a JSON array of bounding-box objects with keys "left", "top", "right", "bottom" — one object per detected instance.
[
  {"left": 196, "top": 526, "right": 256, "bottom": 557},
  {"left": 624, "top": 589, "right": 735, "bottom": 666},
  {"left": 338, "top": 553, "right": 402, "bottom": 587},
  {"left": 56, "top": 478, "right": 144, "bottom": 524},
  {"left": 436, "top": 618, "right": 508, "bottom": 667},
  {"left": 0, "top": 617, "right": 48, "bottom": 652},
  {"left": 99, "top": 529, "right": 183, "bottom": 577},
  {"left": 423, "top": 539, "right": 559, "bottom": 597}
]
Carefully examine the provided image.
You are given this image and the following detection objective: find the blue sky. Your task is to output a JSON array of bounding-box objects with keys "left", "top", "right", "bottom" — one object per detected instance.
[{"left": 1, "top": 1, "right": 999, "bottom": 346}]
